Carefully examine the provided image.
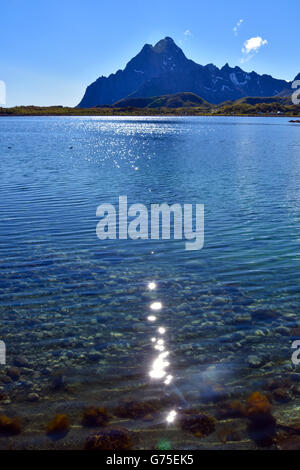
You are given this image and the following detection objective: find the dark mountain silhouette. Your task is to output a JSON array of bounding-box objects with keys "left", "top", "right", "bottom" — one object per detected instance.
[{"left": 78, "top": 37, "right": 294, "bottom": 107}]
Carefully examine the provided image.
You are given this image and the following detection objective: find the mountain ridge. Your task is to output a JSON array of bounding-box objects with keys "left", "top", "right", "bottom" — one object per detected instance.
[{"left": 78, "top": 37, "right": 296, "bottom": 107}]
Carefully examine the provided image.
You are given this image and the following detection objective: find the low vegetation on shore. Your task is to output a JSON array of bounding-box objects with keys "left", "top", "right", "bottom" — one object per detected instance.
[{"left": 1, "top": 92, "right": 299, "bottom": 117}]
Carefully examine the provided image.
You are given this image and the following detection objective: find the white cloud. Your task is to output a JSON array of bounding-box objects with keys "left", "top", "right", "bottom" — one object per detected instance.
[
  {"left": 242, "top": 36, "right": 268, "bottom": 54},
  {"left": 233, "top": 19, "right": 243, "bottom": 36},
  {"left": 184, "top": 29, "right": 192, "bottom": 36},
  {"left": 240, "top": 36, "right": 268, "bottom": 63}
]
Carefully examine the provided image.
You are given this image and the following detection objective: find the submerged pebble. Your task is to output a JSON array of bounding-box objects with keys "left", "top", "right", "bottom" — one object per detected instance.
[{"left": 248, "top": 356, "right": 265, "bottom": 368}]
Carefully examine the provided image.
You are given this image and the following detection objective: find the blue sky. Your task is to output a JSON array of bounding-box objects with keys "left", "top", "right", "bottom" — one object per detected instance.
[{"left": 1, "top": 0, "right": 299, "bottom": 106}]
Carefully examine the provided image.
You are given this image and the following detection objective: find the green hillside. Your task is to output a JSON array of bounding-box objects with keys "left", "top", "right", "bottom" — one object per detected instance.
[
  {"left": 147, "top": 92, "right": 211, "bottom": 109},
  {"left": 113, "top": 92, "right": 211, "bottom": 109},
  {"left": 112, "top": 97, "right": 157, "bottom": 108},
  {"left": 0, "top": 93, "right": 299, "bottom": 116}
]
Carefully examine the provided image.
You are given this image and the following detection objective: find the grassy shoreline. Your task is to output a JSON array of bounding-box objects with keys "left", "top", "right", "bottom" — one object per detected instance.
[
  {"left": 0, "top": 111, "right": 300, "bottom": 118},
  {"left": 0, "top": 104, "right": 300, "bottom": 118}
]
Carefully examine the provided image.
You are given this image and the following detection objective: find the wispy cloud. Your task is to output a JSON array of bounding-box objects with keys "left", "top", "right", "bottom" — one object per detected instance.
[
  {"left": 233, "top": 19, "right": 243, "bottom": 36},
  {"left": 241, "top": 36, "right": 268, "bottom": 63},
  {"left": 179, "top": 29, "right": 192, "bottom": 46}
]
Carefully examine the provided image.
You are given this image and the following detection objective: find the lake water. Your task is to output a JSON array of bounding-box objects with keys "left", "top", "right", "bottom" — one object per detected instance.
[{"left": 0, "top": 116, "right": 300, "bottom": 449}]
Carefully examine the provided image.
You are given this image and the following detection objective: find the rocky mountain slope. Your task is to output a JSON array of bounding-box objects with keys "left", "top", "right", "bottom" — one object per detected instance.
[{"left": 78, "top": 37, "right": 295, "bottom": 107}]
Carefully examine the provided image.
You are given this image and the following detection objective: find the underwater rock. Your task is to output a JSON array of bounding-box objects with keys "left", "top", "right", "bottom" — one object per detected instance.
[
  {"left": 290, "top": 328, "right": 300, "bottom": 337},
  {"left": 277, "top": 436, "right": 300, "bottom": 450},
  {"left": 0, "top": 415, "right": 21, "bottom": 435},
  {"left": 265, "top": 377, "right": 292, "bottom": 391},
  {"left": 13, "top": 356, "right": 30, "bottom": 368},
  {"left": 219, "top": 332, "right": 245, "bottom": 343},
  {"left": 0, "top": 391, "right": 7, "bottom": 401},
  {"left": 0, "top": 375, "right": 12, "bottom": 384},
  {"left": 275, "top": 416, "right": 300, "bottom": 449},
  {"left": 272, "top": 388, "right": 293, "bottom": 403},
  {"left": 179, "top": 410, "right": 215, "bottom": 437},
  {"left": 82, "top": 406, "right": 110, "bottom": 427},
  {"left": 50, "top": 371, "right": 66, "bottom": 391},
  {"left": 274, "top": 326, "right": 290, "bottom": 336},
  {"left": 27, "top": 392, "right": 40, "bottom": 402},
  {"left": 254, "top": 329, "right": 268, "bottom": 336},
  {"left": 22, "top": 367, "right": 35, "bottom": 376},
  {"left": 217, "top": 425, "right": 241, "bottom": 443},
  {"left": 86, "top": 351, "right": 102, "bottom": 362},
  {"left": 85, "top": 427, "right": 133, "bottom": 450},
  {"left": 236, "top": 297, "right": 253, "bottom": 306},
  {"left": 292, "top": 385, "right": 300, "bottom": 395},
  {"left": 142, "top": 413, "right": 154, "bottom": 422},
  {"left": 251, "top": 309, "right": 277, "bottom": 320},
  {"left": 47, "top": 414, "right": 70, "bottom": 437},
  {"left": 233, "top": 313, "right": 252, "bottom": 324},
  {"left": 248, "top": 355, "right": 264, "bottom": 368},
  {"left": 290, "top": 373, "right": 300, "bottom": 382},
  {"left": 6, "top": 367, "right": 20, "bottom": 380},
  {"left": 275, "top": 410, "right": 300, "bottom": 430}
]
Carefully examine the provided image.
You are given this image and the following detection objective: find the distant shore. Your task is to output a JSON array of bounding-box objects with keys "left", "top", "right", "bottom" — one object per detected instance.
[{"left": 0, "top": 105, "right": 299, "bottom": 118}]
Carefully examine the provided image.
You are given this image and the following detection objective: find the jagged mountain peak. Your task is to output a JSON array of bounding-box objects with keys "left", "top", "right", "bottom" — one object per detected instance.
[
  {"left": 78, "top": 37, "right": 293, "bottom": 107},
  {"left": 153, "top": 36, "right": 177, "bottom": 52},
  {"left": 221, "top": 63, "right": 232, "bottom": 71},
  {"left": 124, "top": 37, "right": 186, "bottom": 74}
]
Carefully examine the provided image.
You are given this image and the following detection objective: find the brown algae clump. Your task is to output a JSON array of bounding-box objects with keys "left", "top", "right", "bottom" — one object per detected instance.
[
  {"left": 245, "top": 392, "right": 276, "bottom": 447},
  {"left": 114, "top": 395, "right": 180, "bottom": 420},
  {"left": 245, "top": 392, "right": 273, "bottom": 421},
  {"left": 179, "top": 410, "right": 215, "bottom": 437},
  {"left": 85, "top": 427, "right": 133, "bottom": 450},
  {"left": 0, "top": 415, "right": 21, "bottom": 435},
  {"left": 82, "top": 406, "right": 110, "bottom": 427},
  {"left": 47, "top": 414, "right": 70, "bottom": 436}
]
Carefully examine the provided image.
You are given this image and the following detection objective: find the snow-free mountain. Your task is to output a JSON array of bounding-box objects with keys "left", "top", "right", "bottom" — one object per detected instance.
[{"left": 78, "top": 37, "right": 293, "bottom": 107}]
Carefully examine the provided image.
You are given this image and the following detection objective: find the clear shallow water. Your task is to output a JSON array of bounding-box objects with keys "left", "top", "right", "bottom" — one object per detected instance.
[{"left": 0, "top": 116, "right": 300, "bottom": 449}]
